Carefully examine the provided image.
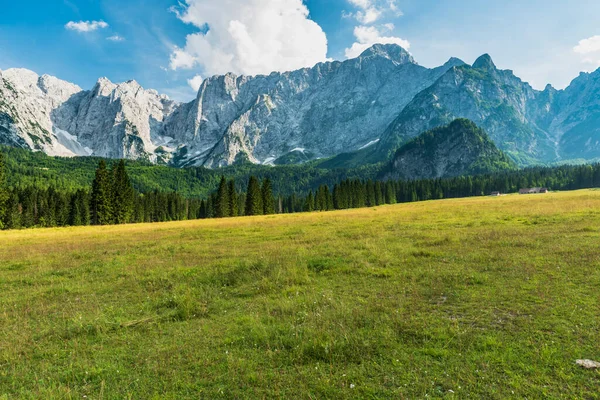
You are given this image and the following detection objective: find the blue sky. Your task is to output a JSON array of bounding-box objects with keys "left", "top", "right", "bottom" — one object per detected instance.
[{"left": 1, "top": 0, "right": 599, "bottom": 101}]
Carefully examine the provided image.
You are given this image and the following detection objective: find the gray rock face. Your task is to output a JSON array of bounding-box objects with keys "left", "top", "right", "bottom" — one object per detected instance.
[
  {"left": 379, "top": 55, "right": 557, "bottom": 164},
  {"left": 166, "top": 44, "right": 461, "bottom": 167},
  {"left": 554, "top": 70, "right": 600, "bottom": 160},
  {"left": 0, "top": 69, "right": 180, "bottom": 162},
  {"left": 0, "top": 45, "right": 461, "bottom": 167},
  {"left": 1, "top": 44, "right": 600, "bottom": 167},
  {"left": 0, "top": 68, "right": 83, "bottom": 155},
  {"left": 379, "top": 55, "right": 600, "bottom": 165},
  {"left": 57, "top": 78, "right": 180, "bottom": 161}
]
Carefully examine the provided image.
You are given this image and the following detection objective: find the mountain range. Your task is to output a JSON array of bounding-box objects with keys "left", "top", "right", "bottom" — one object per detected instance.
[{"left": 1, "top": 44, "right": 599, "bottom": 169}]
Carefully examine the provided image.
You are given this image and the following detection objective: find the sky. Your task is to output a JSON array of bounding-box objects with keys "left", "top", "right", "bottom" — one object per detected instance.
[{"left": 1, "top": 0, "right": 599, "bottom": 102}]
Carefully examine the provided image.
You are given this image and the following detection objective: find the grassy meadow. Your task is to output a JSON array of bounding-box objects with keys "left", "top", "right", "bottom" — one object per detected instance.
[{"left": 1, "top": 190, "right": 600, "bottom": 398}]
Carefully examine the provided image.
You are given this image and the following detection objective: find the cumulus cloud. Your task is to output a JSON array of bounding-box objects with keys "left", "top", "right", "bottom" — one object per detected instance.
[
  {"left": 187, "top": 74, "right": 204, "bottom": 91},
  {"left": 574, "top": 35, "right": 600, "bottom": 54},
  {"left": 169, "top": 0, "right": 329, "bottom": 77},
  {"left": 344, "top": 0, "right": 409, "bottom": 59},
  {"left": 574, "top": 35, "right": 600, "bottom": 68},
  {"left": 106, "top": 35, "right": 125, "bottom": 42},
  {"left": 345, "top": 25, "right": 410, "bottom": 58},
  {"left": 345, "top": 0, "right": 402, "bottom": 24},
  {"left": 65, "top": 20, "right": 109, "bottom": 33}
]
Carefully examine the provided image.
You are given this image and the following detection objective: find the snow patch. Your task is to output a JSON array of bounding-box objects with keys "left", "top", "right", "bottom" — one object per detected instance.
[
  {"left": 262, "top": 156, "right": 276, "bottom": 165},
  {"left": 358, "top": 138, "right": 380, "bottom": 150}
]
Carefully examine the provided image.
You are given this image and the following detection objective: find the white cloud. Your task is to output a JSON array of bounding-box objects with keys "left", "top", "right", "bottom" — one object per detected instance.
[
  {"left": 107, "top": 35, "right": 125, "bottom": 42},
  {"left": 169, "top": 0, "right": 329, "bottom": 77},
  {"left": 345, "top": 0, "right": 401, "bottom": 24},
  {"left": 574, "top": 35, "right": 600, "bottom": 55},
  {"left": 345, "top": 25, "right": 410, "bottom": 58},
  {"left": 356, "top": 7, "right": 382, "bottom": 24},
  {"left": 65, "top": 20, "right": 109, "bottom": 33},
  {"left": 187, "top": 74, "right": 204, "bottom": 91},
  {"left": 574, "top": 35, "right": 600, "bottom": 69}
]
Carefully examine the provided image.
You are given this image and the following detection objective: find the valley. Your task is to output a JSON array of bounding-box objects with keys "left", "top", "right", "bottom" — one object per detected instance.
[{"left": 1, "top": 191, "right": 599, "bottom": 398}]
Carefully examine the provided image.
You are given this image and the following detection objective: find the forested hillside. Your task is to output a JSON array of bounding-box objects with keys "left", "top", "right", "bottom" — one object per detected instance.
[
  {"left": 0, "top": 146, "right": 380, "bottom": 198},
  {"left": 2, "top": 145, "right": 600, "bottom": 230}
]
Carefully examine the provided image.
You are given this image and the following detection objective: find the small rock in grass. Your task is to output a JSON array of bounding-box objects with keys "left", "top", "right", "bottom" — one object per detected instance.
[{"left": 576, "top": 359, "right": 600, "bottom": 369}]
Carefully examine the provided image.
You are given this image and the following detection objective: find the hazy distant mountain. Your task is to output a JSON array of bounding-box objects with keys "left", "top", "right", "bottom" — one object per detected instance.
[
  {"left": 383, "top": 119, "right": 516, "bottom": 180},
  {"left": 1, "top": 44, "right": 600, "bottom": 168}
]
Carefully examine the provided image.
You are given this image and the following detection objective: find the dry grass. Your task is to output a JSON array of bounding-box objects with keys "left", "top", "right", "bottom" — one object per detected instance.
[{"left": 1, "top": 190, "right": 600, "bottom": 398}]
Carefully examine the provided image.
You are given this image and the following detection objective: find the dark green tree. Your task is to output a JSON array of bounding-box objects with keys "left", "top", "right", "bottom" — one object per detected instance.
[
  {"left": 0, "top": 152, "right": 7, "bottom": 229},
  {"left": 262, "top": 178, "right": 275, "bottom": 215},
  {"left": 304, "top": 191, "right": 315, "bottom": 212},
  {"left": 91, "top": 160, "right": 113, "bottom": 225},
  {"left": 245, "top": 176, "right": 263, "bottom": 216},
  {"left": 215, "top": 176, "right": 230, "bottom": 218},
  {"left": 111, "top": 160, "right": 135, "bottom": 224},
  {"left": 228, "top": 180, "right": 238, "bottom": 217},
  {"left": 69, "top": 190, "right": 90, "bottom": 226},
  {"left": 3, "top": 191, "right": 20, "bottom": 230},
  {"left": 385, "top": 181, "right": 397, "bottom": 204}
]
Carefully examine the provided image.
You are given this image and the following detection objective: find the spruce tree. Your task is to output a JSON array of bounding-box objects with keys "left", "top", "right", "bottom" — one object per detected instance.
[
  {"left": 385, "top": 181, "right": 397, "bottom": 204},
  {"left": 228, "top": 180, "right": 238, "bottom": 217},
  {"left": 0, "top": 152, "right": 7, "bottom": 229},
  {"left": 245, "top": 176, "right": 263, "bottom": 216},
  {"left": 199, "top": 199, "right": 207, "bottom": 219},
  {"left": 366, "top": 180, "right": 376, "bottom": 207},
  {"left": 215, "top": 176, "right": 230, "bottom": 218},
  {"left": 304, "top": 191, "right": 314, "bottom": 212},
  {"left": 112, "top": 160, "right": 135, "bottom": 224},
  {"left": 4, "top": 191, "right": 20, "bottom": 230},
  {"left": 91, "top": 160, "right": 113, "bottom": 225},
  {"left": 262, "top": 178, "right": 275, "bottom": 215},
  {"left": 374, "top": 181, "right": 384, "bottom": 205}
]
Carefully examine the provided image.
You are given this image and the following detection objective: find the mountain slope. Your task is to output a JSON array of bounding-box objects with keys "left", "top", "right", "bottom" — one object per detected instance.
[
  {"left": 553, "top": 69, "right": 600, "bottom": 160},
  {"left": 166, "top": 44, "right": 463, "bottom": 167},
  {"left": 1, "top": 45, "right": 600, "bottom": 168},
  {"left": 383, "top": 119, "right": 516, "bottom": 180},
  {"left": 0, "top": 45, "right": 463, "bottom": 168},
  {"left": 0, "top": 69, "right": 83, "bottom": 155},
  {"left": 379, "top": 55, "right": 558, "bottom": 165}
]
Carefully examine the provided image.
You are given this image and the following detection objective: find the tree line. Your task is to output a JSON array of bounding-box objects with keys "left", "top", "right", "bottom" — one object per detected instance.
[{"left": 2, "top": 154, "right": 600, "bottom": 230}]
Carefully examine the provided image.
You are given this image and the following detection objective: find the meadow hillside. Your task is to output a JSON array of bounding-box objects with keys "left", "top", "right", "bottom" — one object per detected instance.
[{"left": 1, "top": 191, "right": 599, "bottom": 398}]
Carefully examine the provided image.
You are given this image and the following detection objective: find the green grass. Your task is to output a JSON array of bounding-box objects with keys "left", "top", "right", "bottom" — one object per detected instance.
[{"left": 1, "top": 190, "right": 600, "bottom": 398}]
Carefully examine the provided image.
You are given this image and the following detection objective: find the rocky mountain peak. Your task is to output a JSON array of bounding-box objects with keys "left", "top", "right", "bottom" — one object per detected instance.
[
  {"left": 472, "top": 54, "right": 497, "bottom": 70},
  {"left": 93, "top": 77, "right": 118, "bottom": 96},
  {"left": 358, "top": 43, "right": 416, "bottom": 65},
  {"left": 443, "top": 57, "right": 466, "bottom": 69}
]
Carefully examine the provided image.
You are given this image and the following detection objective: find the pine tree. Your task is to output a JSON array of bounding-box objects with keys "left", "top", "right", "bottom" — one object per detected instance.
[
  {"left": 0, "top": 152, "right": 7, "bottom": 229},
  {"left": 91, "top": 160, "right": 113, "bottom": 225},
  {"left": 112, "top": 160, "right": 135, "bottom": 224},
  {"left": 199, "top": 199, "right": 207, "bottom": 219},
  {"left": 304, "top": 191, "right": 315, "bottom": 212},
  {"left": 3, "top": 191, "right": 20, "bottom": 230},
  {"left": 245, "top": 176, "right": 263, "bottom": 216},
  {"left": 385, "top": 181, "right": 397, "bottom": 204},
  {"left": 215, "top": 176, "right": 230, "bottom": 218},
  {"left": 366, "top": 180, "right": 376, "bottom": 207},
  {"left": 262, "top": 178, "right": 275, "bottom": 215},
  {"left": 374, "top": 181, "right": 384, "bottom": 205},
  {"left": 69, "top": 190, "right": 90, "bottom": 226},
  {"left": 228, "top": 180, "right": 238, "bottom": 217}
]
